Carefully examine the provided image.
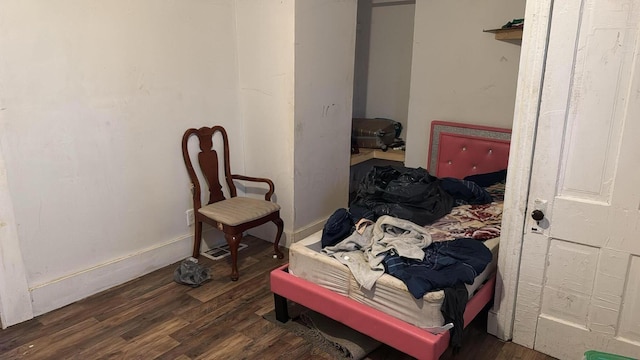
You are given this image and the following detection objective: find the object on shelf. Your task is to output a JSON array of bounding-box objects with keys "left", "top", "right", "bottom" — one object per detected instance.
[
  {"left": 484, "top": 18, "right": 524, "bottom": 41},
  {"left": 502, "top": 18, "right": 524, "bottom": 29}
]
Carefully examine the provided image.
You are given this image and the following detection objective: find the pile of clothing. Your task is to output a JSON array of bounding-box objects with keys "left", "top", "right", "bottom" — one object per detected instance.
[
  {"left": 321, "top": 164, "right": 505, "bottom": 295},
  {"left": 322, "top": 215, "right": 492, "bottom": 298}
]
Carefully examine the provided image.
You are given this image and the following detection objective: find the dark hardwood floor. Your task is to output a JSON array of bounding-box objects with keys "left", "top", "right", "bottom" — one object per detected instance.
[{"left": 0, "top": 236, "right": 555, "bottom": 360}]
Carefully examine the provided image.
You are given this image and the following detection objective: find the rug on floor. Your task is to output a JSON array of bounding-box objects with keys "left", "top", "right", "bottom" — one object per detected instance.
[{"left": 262, "top": 302, "right": 381, "bottom": 360}]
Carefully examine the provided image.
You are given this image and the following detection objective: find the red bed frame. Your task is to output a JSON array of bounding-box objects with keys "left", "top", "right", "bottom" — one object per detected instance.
[{"left": 270, "top": 121, "right": 511, "bottom": 359}]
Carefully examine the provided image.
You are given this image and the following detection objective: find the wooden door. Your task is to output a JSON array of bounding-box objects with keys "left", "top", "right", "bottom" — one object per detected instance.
[{"left": 513, "top": 0, "right": 640, "bottom": 359}]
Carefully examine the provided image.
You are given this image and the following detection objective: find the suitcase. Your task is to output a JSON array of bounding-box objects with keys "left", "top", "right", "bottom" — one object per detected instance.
[{"left": 351, "top": 118, "right": 401, "bottom": 151}]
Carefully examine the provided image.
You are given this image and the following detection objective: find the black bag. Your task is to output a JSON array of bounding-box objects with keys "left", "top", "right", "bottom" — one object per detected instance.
[{"left": 349, "top": 165, "right": 453, "bottom": 225}]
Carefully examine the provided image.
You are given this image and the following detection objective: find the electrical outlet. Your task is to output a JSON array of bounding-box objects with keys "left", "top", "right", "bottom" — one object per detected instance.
[{"left": 186, "top": 209, "right": 195, "bottom": 226}]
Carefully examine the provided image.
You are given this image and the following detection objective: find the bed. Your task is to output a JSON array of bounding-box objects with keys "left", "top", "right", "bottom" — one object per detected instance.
[{"left": 270, "top": 121, "right": 511, "bottom": 359}]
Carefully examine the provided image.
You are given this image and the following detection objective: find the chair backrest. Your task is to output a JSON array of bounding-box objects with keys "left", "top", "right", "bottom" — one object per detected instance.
[{"left": 182, "top": 126, "right": 237, "bottom": 209}]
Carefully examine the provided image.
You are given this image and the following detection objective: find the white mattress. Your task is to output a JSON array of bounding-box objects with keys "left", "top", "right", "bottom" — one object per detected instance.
[{"left": 288, "top": 230, "right": 499, "bottom": 329}]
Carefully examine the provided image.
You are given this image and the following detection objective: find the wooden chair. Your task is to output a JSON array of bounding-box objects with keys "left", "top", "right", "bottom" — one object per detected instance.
[{"left": 182, "top": 125, "right": 284, "bottom": 281}]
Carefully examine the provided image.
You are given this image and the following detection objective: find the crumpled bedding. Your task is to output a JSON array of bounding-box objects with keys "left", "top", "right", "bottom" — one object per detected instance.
[
  {"left": 321, "top": 169, "right": 504, "bottom": 294},
  {"left": 322, "top": 215, "right": 432, "bottom": 290}
]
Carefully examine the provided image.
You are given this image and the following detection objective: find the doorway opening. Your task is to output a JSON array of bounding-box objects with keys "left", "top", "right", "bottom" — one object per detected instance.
[{"left": 349, "top": 0, "right": 416, "bottom": 202}]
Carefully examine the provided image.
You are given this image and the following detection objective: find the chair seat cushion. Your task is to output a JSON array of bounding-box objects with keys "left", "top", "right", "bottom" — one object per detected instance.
[{"left": 198, "top": 197, "right": 280, "bottom": 226}]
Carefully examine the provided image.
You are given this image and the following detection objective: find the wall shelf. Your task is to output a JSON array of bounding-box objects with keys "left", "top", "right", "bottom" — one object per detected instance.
[
  {"left": 483, "top": 27, "right": 523, "bottom": 40},
  {"left": 350, "top": 148, "right": 404, "bottom": 166}
]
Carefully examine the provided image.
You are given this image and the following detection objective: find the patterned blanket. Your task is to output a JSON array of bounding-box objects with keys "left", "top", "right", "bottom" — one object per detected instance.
[
  {"left": 424, "top": 182, "right": 504, "bottom": 242},
  {"left": 425, "top": 201, "right": 503, "bottom": 242}
]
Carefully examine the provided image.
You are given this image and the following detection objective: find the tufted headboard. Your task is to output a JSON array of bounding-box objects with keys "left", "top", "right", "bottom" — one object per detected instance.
[{"left": 428, "top": 121, "right": 511, "bottom": 179}]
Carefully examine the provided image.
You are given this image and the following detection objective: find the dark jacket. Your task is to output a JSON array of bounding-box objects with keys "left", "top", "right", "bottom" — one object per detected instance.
[{"left": 382, "top": 238, "right": 492, "bottom": 299}]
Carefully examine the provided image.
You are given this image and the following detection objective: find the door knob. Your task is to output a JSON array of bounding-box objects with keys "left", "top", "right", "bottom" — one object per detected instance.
[{"left": 531, "top": 209, "right": 545, "bottom": 222}]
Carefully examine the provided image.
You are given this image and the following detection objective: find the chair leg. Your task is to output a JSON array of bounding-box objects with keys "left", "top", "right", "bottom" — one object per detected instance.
[
  {"left": 192, "top": 220, "right": 203, "bottom": 258},
  {"left": 273, "top": 217, "right": 284, "bottom": 259},
  {"left": 225, "top": 233, "right": 242, "bottom": 281}
]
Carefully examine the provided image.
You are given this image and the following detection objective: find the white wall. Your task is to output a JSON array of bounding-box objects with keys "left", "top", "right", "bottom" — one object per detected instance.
[
  {"left": 352, "top": 0, "right": 372, "bottom": 118},
  {"left": 0, "top": 0, "right": 242, "bottom": 317},
  {"left": 0, "top": 148, "right": 32, "bottom": 326},
  {"left": 365, "top": 2, "right": 415, "bottom": 134},
  {"left": 237, "top": 0, "right": 357, "bottom": 245},
  {"left": 235, "top": 0, "right": 296, "bottom": 244},
  {"left": 404, "top": 0, "right": 525, "bottom": 169},
  {"left": 294, "top": 0, "right": 357, "bottom": 233}
]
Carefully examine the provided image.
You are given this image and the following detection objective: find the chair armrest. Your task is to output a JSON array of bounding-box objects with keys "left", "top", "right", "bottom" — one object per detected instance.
[{"left": 231, "top": 174, "right": 275, "bottom": 201}]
